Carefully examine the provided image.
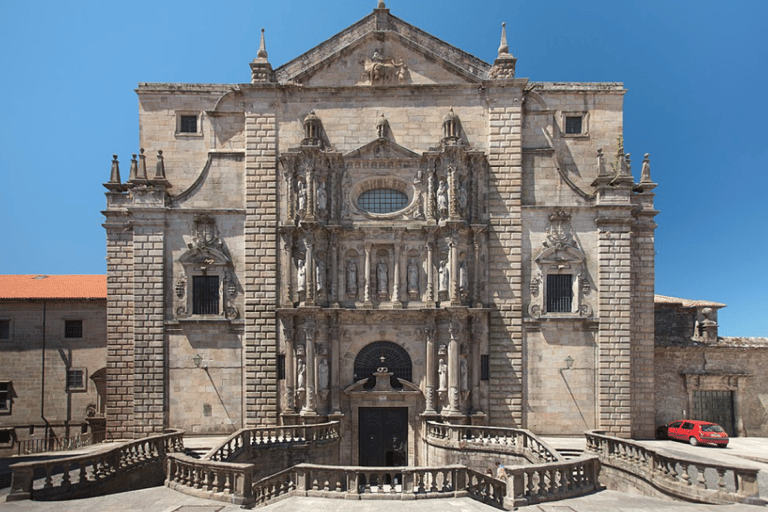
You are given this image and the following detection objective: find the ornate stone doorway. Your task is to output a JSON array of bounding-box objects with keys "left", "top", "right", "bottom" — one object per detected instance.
[{"left": 359, "top": 407, "right": 408, "bottom": 467}]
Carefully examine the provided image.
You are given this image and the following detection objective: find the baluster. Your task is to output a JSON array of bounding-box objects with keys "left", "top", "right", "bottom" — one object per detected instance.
[
  {"left": 679, "top": 462, "right": 691, "bottom": 486},
  {"left": 78, "top": 461, "right": 87, "bottom": 483},
  {"left": 364, "top": 472, "right": 372, "bottom": 493},
  {"left": 716, "top": 467, "right": 727, "bottom": 490},
  {"left": 224, "top": 470, "right": 232, "bottom": 493},
  {"left": 695, "top": 465, "right": 707, "bottom": 489},
  {"left": 193, "top": 465, "right": 201, "bottom": 489},
  {"left": 61, "top": 463, "right": 71, "bottom": 486}
]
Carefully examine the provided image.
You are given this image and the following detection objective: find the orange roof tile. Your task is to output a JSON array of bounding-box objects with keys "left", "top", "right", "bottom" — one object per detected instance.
[
  {"left": 655, "top": 294, "right": 726, "bottom": 308},
  {"left": 0, "top": 275, "right": 107, "bottom": 299}
]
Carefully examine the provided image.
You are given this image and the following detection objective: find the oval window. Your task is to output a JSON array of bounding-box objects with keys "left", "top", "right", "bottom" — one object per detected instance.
[{"left": 357, "top": 188, "right": 408, "bottom": 214}]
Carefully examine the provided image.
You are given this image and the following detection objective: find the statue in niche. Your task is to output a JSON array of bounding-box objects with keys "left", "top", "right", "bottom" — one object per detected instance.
[
  {"left": 297, "top": 258, "right": 306, "bottom": 293},
  {"left": 297, "top": 181, "right": 307, "bottom": 212},
  {"left": 316, "top": 259, "right": 326, "bottom": 293},
  {"left": 377, "top": 259, "right": 388, "bottom": 296},
  {"left": 437, "top": 179, "right": 449, "bottom": 219},
  {"left": 297, "top": 359, "right": 306, "bottom": 390},
  {"left": 413, "top": 169, "right": 422, "bottom": 184},
  {"left": 407, "top": 259, "right": 419, "bottom": 295},
  {"left": 346, "top": 260, "right": 357, "bottom": 297},
  {"left": 439, "top": 260, "right": 449, "bottom": 292},
  {"left": 459, "top": 180, "right": 468, "bottom": 216},
  {"left": 460, "top": 357, "right": 468, "bottom": 392},
  {"left": 459, "top": 261, "right": 468, "bottom": 293},
  {"left": 317, "top": 182, "right": 327, "bottom": 216},
  {"left": 319, "top": 359, "right": 329, "bottom": 390},
  {"left": 438, "top": 358, "right": 448, "bottom": 391}
]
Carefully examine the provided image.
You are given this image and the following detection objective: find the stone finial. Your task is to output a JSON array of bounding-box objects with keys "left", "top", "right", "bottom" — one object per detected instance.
[
  {"left": 257, "top": 28, "right": 268, "bottom": 60},
  {"left": 623, "top": 153, "right": 632, "bottom": 177},
  {"left": 128, "top": 154, "right": 138, "bottom": 181},
  {"left": 640, "top": 153, "right": 652, "bottom": 183},
  {"left": 155, "top": 150, "right": 166, "bottom": 179},
  {"left": 377, "top": 0, "right": 386, "bottom": 8},
  {"left": 137, "top": 148, "right": 148, "bottom": 181},
  {"left": 596, "top": 148, "right": 609, "bottom": 177},
  {"left": 104, "top": 154, "right": 128, "bottom": 192},
  {"left": 377, "top": 114, "right": 389, "bottom": 139},
  {"left": 498, "top": 22, "right": 509, "bottom": 56}
]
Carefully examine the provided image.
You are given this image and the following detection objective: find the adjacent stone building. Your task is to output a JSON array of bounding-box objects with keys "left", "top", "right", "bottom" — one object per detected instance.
[
  {"left": 0, "top": 275, "right": 107, "bottom": 456},
  {"left": 102, "top": 3, "right": 658, "bottom": 463}
]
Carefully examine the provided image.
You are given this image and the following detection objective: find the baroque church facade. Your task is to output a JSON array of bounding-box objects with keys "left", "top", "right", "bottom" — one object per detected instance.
[{"left": 103, "top": 3, "right": 657, "bottom": 465}]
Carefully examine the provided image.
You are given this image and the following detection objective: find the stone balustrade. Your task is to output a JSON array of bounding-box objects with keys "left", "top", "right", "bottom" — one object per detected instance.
[
  {"left": 586, "top": 430, "right": 766, "bottom": 506},
  {"left": 425, "top": 421, "right": 563, "bottom": 464},
  {"left": 205, "top": 421, "right": 341, "bottom": 462},
  {"left": 504, "top": 456, "right": 600, "bottom": 508},
  {"left": 165, "top": 453, "right": 254, "bottom": 505},
  {"left": 6, "top": 429, "right": 184, "bottom": 502}
]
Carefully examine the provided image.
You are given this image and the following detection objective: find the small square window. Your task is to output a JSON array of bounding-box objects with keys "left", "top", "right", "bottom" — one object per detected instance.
[
  {"left": 180, "top": 115, "right": 198, "bottom": 134},
  {"left": 65, "top": 320, "right": 83, "bottom": 338},
  {"left": 0, "top": 320, "right": 10, "bottom": 340},
  {"left": 0, "top": 382, "right": 11, "bottom": 412},
  {"left": 565, "top": 116, "right": 583, "bottom": 135},
  {"left": 67, "top": 369, "right": 86, "bottom": 391}
]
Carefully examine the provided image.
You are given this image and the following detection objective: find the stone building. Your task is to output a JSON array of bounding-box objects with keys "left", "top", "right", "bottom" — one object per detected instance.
[
  {"left": 0, "top": 275, "right": 107, "bottom": 456},
  {"left": 654, "top": 295, "right": 768, "bottom": 437},
  {"left": 102, "top": 3, "right": 658, "bottom": 463}
]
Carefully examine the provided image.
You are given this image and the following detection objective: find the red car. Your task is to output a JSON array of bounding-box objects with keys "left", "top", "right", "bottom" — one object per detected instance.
[{"left": 655, "top": 419, "right": 729, "bottom": 448}]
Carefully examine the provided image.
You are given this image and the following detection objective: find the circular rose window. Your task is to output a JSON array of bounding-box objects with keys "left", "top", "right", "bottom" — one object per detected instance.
[{"left": 357, "top": 188, "right": 409, "bottom": 214}]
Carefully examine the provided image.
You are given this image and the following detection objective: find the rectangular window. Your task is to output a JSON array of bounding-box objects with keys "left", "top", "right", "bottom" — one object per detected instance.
[
  {"left": 180, "top": 115, "right": 198, "bottom": 133},
  {"left": 67, "top": 369, "right": 85, "bottom": 391},
  {"left": 0, "top": 320, "right": 9, "bottom": 340},
  {"left": 0, "top": 429, "right": 12, "bottom": 444},
  {"left": 0, "top": 382, "right": 10, "bottom": 412},
  {"left": 277, "top": 354, "right": 286, "bottom": 380},
  {"left": 565, "top": 116, "right": 583, "bottom": 135},
  {"left": 546, "top": 274, "right": 572, "bottom": 313},
  {"left": 193, "top": 276, "right": 219, "bottom": 315},
  {"left": 65, "top": 320, "right": 83, "bottom": 338},
  {"left": 480, "top": 355, "right": 490, "bottom": 381}
]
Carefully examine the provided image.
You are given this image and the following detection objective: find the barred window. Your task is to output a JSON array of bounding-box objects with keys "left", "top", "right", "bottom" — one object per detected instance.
[
  {"left": 193, "top": 276, "right": 219, "bottom": 315},
  {"left": 277, "top": 354, "right": 286, "bottom": 380},
  {"left": 0, "top": 382, "right": 10, "bottom": 411},
  {"left": 565, "top": 116, "right": 582, "bottom": 134},
  {"left": 480, "top": 354, "right": 490, "bottom": 381},
  {"left": 180, "top": 115, "right": 198, "bottom": 133},
  {"left": 67, "top": 369, "right": 85, "bottom": 391},
  {"left": 65, "top": 320, "right": 83, "bottom": 339},
  {"left": 546, "top": 274, "right": 572, "bottom": 313},
  {"left": 358, "top": 188, "right": 408, "bottom": 214},
  {"left": 0, "top": 320, "right": 9, "bottom": 340}
]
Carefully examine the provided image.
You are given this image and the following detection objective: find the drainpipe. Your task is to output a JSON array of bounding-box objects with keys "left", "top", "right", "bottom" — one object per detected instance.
[{"left": 40, "top": 300, "right": 49, "bottom": 446}]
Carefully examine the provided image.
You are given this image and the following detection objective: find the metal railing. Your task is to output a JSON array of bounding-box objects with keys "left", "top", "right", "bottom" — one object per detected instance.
[{"left": 586, "top": 430, "right": 765, "bottom": 506}]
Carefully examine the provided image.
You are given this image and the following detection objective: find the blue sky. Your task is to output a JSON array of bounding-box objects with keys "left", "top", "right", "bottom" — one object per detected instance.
[{"left": 1, "top": 0, "right": 766, "bottom": 336}]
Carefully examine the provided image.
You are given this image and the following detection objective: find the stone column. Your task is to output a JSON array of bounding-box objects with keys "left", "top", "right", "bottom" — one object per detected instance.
[
  {"left": 425, "top": 240, "right": 435, "bottom": 307},
  {"left": 448, "top": 165, "right": 459, "bottom": 220},
  {"left": 330, "top": 232, "right": 339, "bottom": 307},
  {"left": 427, "top": 164, "right": 435, "bottom": 220},
  {"left": 450, "top": 233, "right": 460, "bottom": 307},
  {"left": 330, "top": 315, "right": 341, "bottom": 414},
  {"left": 424, "top": 324, "right": 437, "bottom": 414},
  {"left": 471, "top": 316, "right": 482, "bottom": 413},
  {"left": 282, "top": 320, "right": 295, "bottom": 412},
  {"left": 302, "top": 323, "right": 317, "bottom": 415},
  {"left": 473, "top": 227, "right": 484, "bottom": 308},
  {"left": 281, "top": 229, "right": 293, "bottom": 306},
  {"left": 363, "top": 243, "right": 372, "bottom": 307},
  {"left": 306, "top": 167, "right": 316, "bottom": 221},
  {"left": 447, "top": 321, "right": 460, "bottom": 413},
  {"left": 734, "top": 378, "right": 745, "bottom": 437},
  {"left": 284, "top": 169, "right": 295, "bottom": 221},
  {"left": 305, "top": 236, "right": 315, "bottom": 306}
]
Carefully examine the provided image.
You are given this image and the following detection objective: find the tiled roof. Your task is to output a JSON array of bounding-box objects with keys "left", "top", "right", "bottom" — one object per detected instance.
[
  {"left": 654, "top": 294, "right": 726, "bottom": 308},
  {"left": 0, "top": 275, "right": 107, "bottom": 299}
]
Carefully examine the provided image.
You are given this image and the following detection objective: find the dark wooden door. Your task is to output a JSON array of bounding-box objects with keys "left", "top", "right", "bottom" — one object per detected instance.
[
  {"left": 359, "top": 407, "right": 408, "bottom": 466},
  {"left": 692, "top": 390, "right": 735, "bottom": 435}
]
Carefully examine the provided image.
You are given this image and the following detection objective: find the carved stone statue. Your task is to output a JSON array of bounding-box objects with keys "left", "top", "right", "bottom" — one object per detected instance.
[
  {"left": 459, "top": 261, "right": 468, "bottom": 293},
  {"left": 297, "top": 359, "right": 306, "bottom": 389},
  {"left": 297, "top": 181, "right": 307, "bottom": 212},
  {"left": 377, "top": 259, "right": 388, "bottom": 296},
  {"left": 459, "top": 180, "right": 468, "bottom": 215},
  {"left": 297, "top": 258, "right": 306, "bottom": 293},
  {"left": 438, "top": 358, "right": 448, "bottom": 391},
  {"left": 316, "top": 259, "right": 326, "bottom": 293},
  {"left": 317, "top": 182, "right": 327, "bottom": 215},
  {"left": 318, "top": 359, "right": 329, "bottom": 390},
  {"left": 439, "top": 260, "right": 449, "bottom": 292},
  {"left": 346, "top": 260, "right": 357, "bottom": 297},
  {"left": 460, "top": 357, "right": 468, "bottom": 392},
  {"left": 437, "top": 179, "right": 448, "bottom": 218},
  {"left": 407, "top": 259, "right": 419, "bottom": 295}
]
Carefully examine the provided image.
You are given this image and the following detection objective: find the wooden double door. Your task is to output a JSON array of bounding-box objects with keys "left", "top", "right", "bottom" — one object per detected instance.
[{"left": 359, "top": 407, "right": 408, "bottom": 467}]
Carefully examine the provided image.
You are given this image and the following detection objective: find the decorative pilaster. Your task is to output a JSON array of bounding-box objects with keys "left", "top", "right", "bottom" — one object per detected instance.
[
  {"left": 282, "top": 321, "right": 295, "bottom": 412},
  {"left": 363, "top": 243, "right": 372, "bottom": 307},
  {"left": 449, "top": 232, "right": 461, "bottom": 307},
  {"left": 302, "top": 323, "right": 317, "bottom": 416},
  {"left": 446, "top": 321, "right": 461, "bottom": 414},
  {"left": 423, "top": 322, "right": 437, "bottom": 414},
  {"left": 425, "top": 240, "right": 435, "bottom": 307}
]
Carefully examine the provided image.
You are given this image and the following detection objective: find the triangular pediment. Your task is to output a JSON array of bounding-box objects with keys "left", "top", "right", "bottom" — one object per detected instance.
[
  {"left": 344, "top": 138, "right": 421, "bottom": 160},
  {"left": 274, "top": 9, "right": 491, "bottom": 87}
]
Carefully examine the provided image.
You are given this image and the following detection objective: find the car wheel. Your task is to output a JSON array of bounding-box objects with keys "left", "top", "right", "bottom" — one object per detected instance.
[
  {"left": 689, "top": 436, "right": 699, "bottom": 446},
  {"left": 718, "top": 444, "right": 728, "bottom": 448},
  {"left": 655, "top": 426, "right": 668, "bottom": 440}
]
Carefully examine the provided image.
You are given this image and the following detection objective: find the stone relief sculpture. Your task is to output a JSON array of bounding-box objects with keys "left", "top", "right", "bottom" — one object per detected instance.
[
  {"left": 317, "top": 182, "right": 327, "bottom": 216},
  {"left": 437, "top": 179, "right": 449, "bottom": 219},
  {"left": 438, "top": 358, "right": 448, "bottom": 391},
  {"left": 297, "top": 258, "right": 306, "bottom": 293},
  {"left": 319, "top": 359, "right": 329, "bottom": 390},
  {"left": 377, "top": 259, "right": 388, "bottom": 297},
  {"left": 297, "top": 359, "right": 306, "bottom": 389},
  {"left": 407, "top": 259, "right": 419, "bottom": 297},
  {"left": 316, "top": 259, "right": 326, "bottom": 293},
  {"left": 361, "top": 49, "right": 408, "bottom": 85},
  {"left": 459, "top": 180, "right": 468, "bottom": 216},
  {"left": 297, "top": 181, "right": 307, "bottom": 213},
  {"left": 439, "top": 260, "right": 449, "bottom": 292},
  {"left": 346, "top": 260, "right": 357, "bottom": 298}
]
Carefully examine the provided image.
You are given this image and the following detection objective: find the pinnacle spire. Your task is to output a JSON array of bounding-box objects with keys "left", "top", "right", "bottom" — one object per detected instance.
[
  {"left": 257, "top": 28, "right": 268, "bottom": 60},
  {"left": 498, "top": 22, "right": 509, "bottom": 56}
]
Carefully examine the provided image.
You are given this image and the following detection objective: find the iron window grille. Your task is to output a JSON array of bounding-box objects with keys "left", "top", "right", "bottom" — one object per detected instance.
[
  {"left": 565, "top": 116, "right": 583, "bottom": 135},
  {"left": 354, "top": 341, "right": 412, "bottom": 389},
  {"left": 0, "top": 382, "right": 10, "bottom": 411},
  {"left": 67, "top": 369, "right": 85, "bottom": 391},
  {"left": 180, "top": 115, "right": 198, "bottom": 133},
  {"left": 0, "top": 320, "right": 9, "bottom": 340},
  {"left": 546, "top": 274, "right": 572, "bottom": 313},
  {"left": 64, "top": 320, "right": 83, "bottom": 338},
  {"left": 193, "top": 276, "right": 219, "bottom": 315},
  {"left": 358, "top": 188, "right": 408, "bottom": 214}
]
